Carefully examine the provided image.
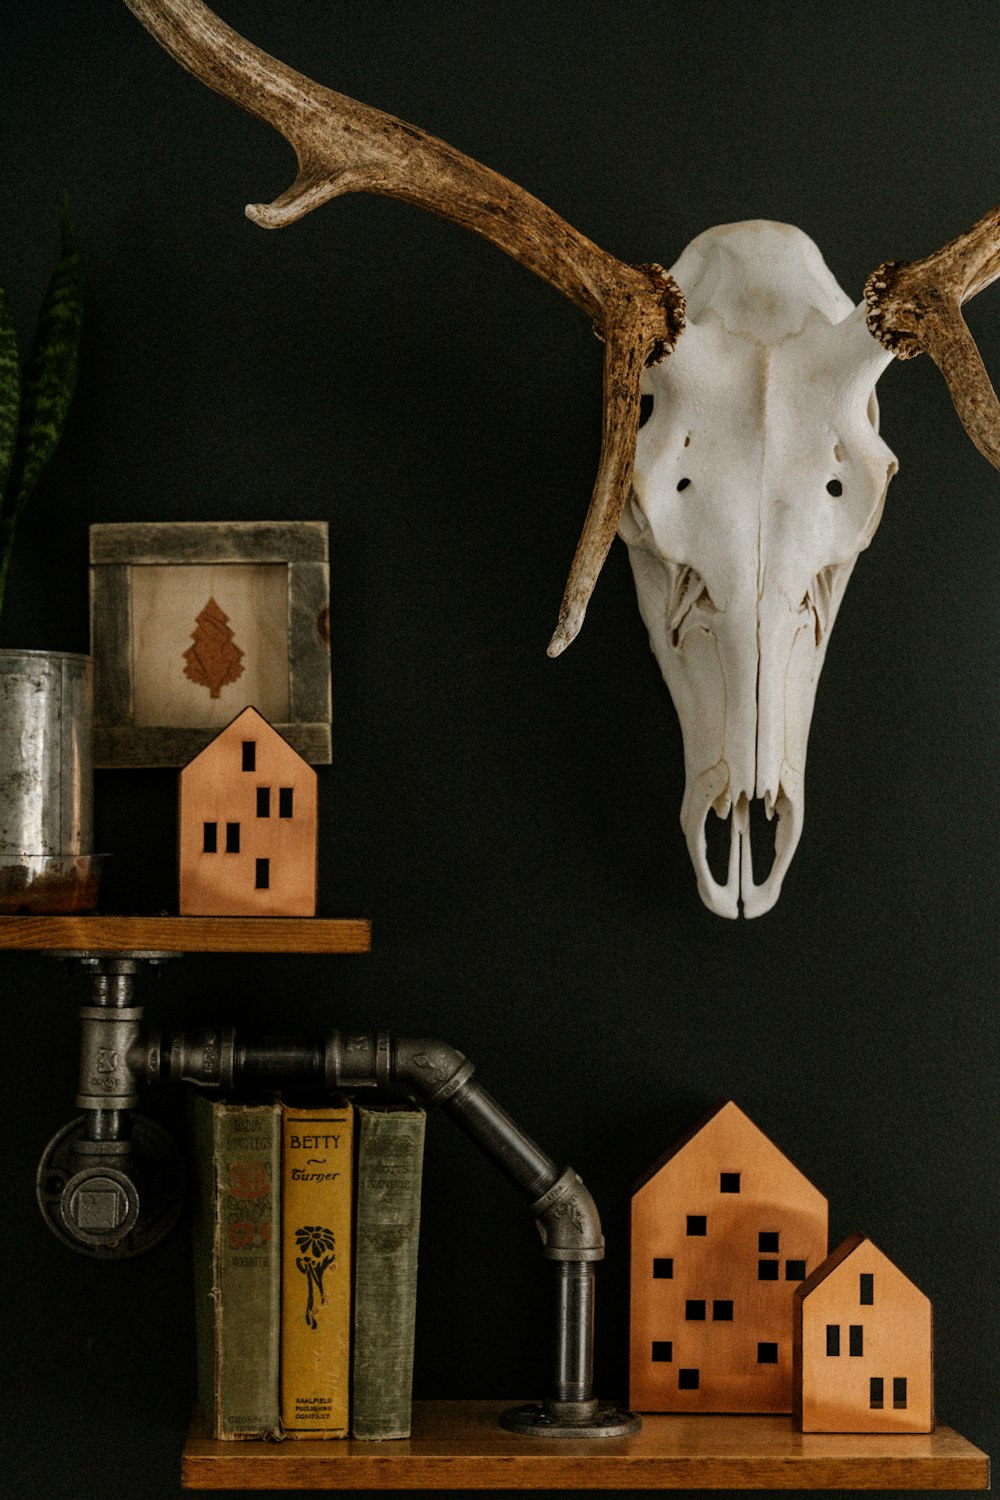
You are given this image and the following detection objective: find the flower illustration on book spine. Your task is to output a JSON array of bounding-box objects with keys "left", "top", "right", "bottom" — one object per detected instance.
[
  {"left": 294, "top": 1224, "right": 336, "bottom": 1329},
  {"left": 183, "top": 596, "right": 245, "bottom": 698}
]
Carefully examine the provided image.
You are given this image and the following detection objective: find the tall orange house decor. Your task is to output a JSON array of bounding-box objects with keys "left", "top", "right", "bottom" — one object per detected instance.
[
  {"left": 630, "top": 1101, "right": 828, "bottom": 1413},
  {"left": 793, "top": 1232, "right": 933, "bottom": 1433},
  {"left": 179, "top": 706, "right": 317, "bottom": 916}
]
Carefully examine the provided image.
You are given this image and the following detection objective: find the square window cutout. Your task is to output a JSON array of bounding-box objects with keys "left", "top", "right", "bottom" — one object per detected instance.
[
  {"left": 651, "top": 1341, "right": 673, "bottom": 1362},
  {"left": 757, "top": 1342, "right": 779, "bottom": 1364},
  {"left": 720, "top": 1172, "right": 741, "bottom": 1193},
  {"left": 653, "top": 1257, "right": 673, "bottom": 1279},
  {"left": 678, "top": 1368, "right": 699, "bottom": 1390},
  {"left": 785, "top": 1260, "right": 806, "bottom": 1280},
  {"left": 686, "top": 1215, "right": 707, "bottom": 1236},
  {"left": 685, "top": 1300, "right": 706, "bottom": 1321},
  {"left": 759, "top": 1231, "right": 779, "bottom": 1252},
  {"left": 712, "top": 1299, "right": 733, "bottom": 1321},
  {"left": 758, "top": 1259, "right": 779, "bottom": 1281}
]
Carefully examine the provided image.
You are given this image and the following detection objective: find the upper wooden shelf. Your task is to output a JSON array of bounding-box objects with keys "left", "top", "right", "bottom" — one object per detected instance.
[
  {"left": 181, "top": 1401, "right": 989, "bottom": 1491},
  {"left": 0, "top": 915, "right": 371, "bottom": 954}
]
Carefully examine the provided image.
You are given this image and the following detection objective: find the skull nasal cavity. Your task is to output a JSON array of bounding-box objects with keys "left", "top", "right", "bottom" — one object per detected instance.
[
  {"left": 704, "top": 808, "right": 732, "bottom": 887},
  {"left": 747, "top": 799, "right": 777, "bottom": 884},
  {"left": 703, "top": 800, "right": 778, "bottom": 889}
]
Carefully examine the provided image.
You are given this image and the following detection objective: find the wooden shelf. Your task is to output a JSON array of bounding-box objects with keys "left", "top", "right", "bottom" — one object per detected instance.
[
  {"left": 0, "top": 914, "right": 371, "bottom": 954},
  {"left": 181, "top": 1401, "right": 989, "bottom": 1490}
]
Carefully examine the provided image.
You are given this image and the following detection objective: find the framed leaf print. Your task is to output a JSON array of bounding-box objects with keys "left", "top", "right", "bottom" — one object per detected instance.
[{"left": 89, "top": 521, "right": 331, "bottom": 766}]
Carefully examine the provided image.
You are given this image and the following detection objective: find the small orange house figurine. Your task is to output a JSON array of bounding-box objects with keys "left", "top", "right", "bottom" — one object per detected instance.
[
  {"left": 793, "top": 1232, "right": 933, "bottom": 1433},
  {"left": 178, "top": 706, "right": 318, "bottom": 916},
  {"left": 630, "top": 1101, "right": 828, "bottom": 1413}
]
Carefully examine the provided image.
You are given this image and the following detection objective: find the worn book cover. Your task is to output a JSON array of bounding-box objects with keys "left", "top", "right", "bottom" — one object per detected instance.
[
  {"left": 188, "top": 1092, "right": 281, "bottom": 1439},
  {"left": 279, "top": 1096, "right": 354, "bottom": 1436},
  {"left": 351, "top": 1103, "right": 427, "bottom": 1438}
]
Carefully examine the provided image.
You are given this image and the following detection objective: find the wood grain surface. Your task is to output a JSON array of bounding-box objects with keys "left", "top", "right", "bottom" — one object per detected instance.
[
  {"left": 0, "top": 915, "right": 371, "bottom": 953},
  {"left": 180, "top": 1401, "right": 989, "bottom": 1490}
]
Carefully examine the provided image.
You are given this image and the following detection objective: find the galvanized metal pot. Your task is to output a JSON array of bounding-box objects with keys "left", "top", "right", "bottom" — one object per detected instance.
[{"left": 0, "top": 649, "right": 102, "bottom": 912}]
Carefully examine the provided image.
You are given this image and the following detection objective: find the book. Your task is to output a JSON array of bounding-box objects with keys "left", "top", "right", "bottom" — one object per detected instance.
[
  {"left": 279, "top": 1096, "right": 354, "bottom": 1436},
  {"left": 351, "top": 1103, "right": 427, "bottom": 1439},
  {"left": 188, "top": 1092, "right": 281, "bottom": 1439}
]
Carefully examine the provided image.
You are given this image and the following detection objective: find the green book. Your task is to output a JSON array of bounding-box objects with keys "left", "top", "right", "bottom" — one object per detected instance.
[
  {"left": 351, "top": 1103, "right": 426, "bottom": 1439},
  {"left": 188, "top": 1093, "right": 281, "bottom": 1439}
]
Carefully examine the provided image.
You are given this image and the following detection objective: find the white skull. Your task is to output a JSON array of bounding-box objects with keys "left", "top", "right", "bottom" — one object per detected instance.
[{"left": 620, "top": 222, "right": 898, "bottom": 917}]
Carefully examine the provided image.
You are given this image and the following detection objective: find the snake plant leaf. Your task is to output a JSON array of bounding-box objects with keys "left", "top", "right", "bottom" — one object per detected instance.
[
  {"left": 0, "top": 281, "right": 21, "bottom": 510},
  {"left": 4, "top": 198, "right": 83, "bottom": 522}
]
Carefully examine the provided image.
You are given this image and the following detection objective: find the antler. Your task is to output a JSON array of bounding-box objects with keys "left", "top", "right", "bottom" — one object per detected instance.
[
  {"left": 122, "top": 0, "right": 685, "bottom": 654},
  {"left": 865, "top": 204, "right": 1000, "bottom": 469}
]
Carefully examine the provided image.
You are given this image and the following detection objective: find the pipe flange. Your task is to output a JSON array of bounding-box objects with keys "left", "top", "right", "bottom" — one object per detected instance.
[
  {"left": 37, "top": 1114, "right": 185, "bottom": 1259},
  {"left": 48, "top": 950, "right": 180, "bottom": 964},
  {"left": 500, "top": 1401, "right": 641, "bottom": 1438}
]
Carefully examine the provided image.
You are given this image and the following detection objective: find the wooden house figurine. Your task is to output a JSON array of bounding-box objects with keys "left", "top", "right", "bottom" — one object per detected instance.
[
  {"left": 630, "top": 1100, "right": 828, "bottom": 1414},
  {"left": 178, "top": 706, "right": 317, "bottom": 916},
  {"left": 793, "top": 1233, "right": 933, "bottom": 1433}
]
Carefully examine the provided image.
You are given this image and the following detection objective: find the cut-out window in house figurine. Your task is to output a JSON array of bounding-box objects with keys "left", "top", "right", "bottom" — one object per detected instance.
[
  {"left": 630, "top": 1100, "right": 828, "bottom": 1413},
  {"left": 793, "top": 1232, "right": 933, "bottom": 1433},
  {"left": 178, "top": 705, "right": 318, "bottom": 916}
]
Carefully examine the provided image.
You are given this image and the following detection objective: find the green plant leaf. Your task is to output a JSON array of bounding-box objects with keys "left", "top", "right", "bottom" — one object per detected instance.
[
  {"left": 0, "top": 280, "right": 21, "bottom": 508},
  {"left": 5, "top": 198, "right": 83, "bottom": 520}
]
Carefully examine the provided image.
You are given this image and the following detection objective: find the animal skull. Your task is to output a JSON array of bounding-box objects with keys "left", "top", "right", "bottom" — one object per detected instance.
[
  {"left": 122, "top": 0, "right": 1000, "bottom": 917},
  {"left": 621, "top": 222, "right": 896, "bottom": 916}
]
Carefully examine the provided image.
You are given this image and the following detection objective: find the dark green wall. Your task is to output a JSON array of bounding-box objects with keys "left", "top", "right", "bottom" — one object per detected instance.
[{"left": 3, "top": 4, "right": 996, "bottom": 1497}]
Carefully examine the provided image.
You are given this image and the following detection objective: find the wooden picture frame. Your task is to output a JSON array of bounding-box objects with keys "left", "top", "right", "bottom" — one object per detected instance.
[{"left": 90, "top": 522, "right": 331, "bottom": 766}]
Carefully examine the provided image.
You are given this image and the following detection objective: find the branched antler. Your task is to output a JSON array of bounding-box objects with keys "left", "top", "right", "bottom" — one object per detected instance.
[
  {"left": 122, "top": 0, "right": 685, "bottom": 653},
  {"left": 865, "top": 204, "right": 1000, "bottom": 469}
]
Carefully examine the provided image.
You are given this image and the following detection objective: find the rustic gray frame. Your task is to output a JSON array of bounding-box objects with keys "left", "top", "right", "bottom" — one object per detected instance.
[{"left": 90, "top": 521, "right": 331, "bottom": 766}]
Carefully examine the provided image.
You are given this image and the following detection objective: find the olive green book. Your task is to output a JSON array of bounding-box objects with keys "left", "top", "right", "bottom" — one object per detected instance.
[
  {"left": 351, "top": 1103, "right": 426, "bottom": 1439},
  {"left": 188, "top": 1093, "right": 281, "bottom": 1439}
]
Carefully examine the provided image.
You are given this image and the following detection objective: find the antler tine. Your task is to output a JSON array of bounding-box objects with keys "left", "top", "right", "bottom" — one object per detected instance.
[
  {"left": 548, "top": 269, "right": 683, "bottom": 656},
  {"left": 123, "top": 0, "right": 685, "bottom": 650},
  {"left": 865, "top": 203, "right": 1000, "bottom": 469}
]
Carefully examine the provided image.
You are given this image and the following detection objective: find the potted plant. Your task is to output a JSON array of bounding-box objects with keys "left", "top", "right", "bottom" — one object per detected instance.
[{"left": 0, "top": 202, "right": 95, "bottom": 912}]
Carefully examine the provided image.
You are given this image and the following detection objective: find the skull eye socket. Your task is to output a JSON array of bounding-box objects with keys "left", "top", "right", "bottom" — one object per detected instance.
[
  {"left": 826, "top": 478, "right": 843, "bottom": 496},
  {"left": 638, "top": 393, "right": 654, "bottom": 428}
]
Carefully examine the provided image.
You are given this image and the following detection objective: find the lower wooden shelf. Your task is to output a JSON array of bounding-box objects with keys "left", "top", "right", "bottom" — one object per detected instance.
[{"left": 181, "top": 1400, "right": 990, "bottom": 1490}]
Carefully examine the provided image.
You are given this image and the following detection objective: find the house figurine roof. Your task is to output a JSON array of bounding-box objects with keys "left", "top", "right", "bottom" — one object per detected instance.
[
  {"left": 178, "top": 706, "right": 318, "bottom": 917},
  {"left": 632, "top": 1099, "right": 825, "bottom": 1197},
  {"left": 630, "top": 1101, "right": 828, "bottom": 1414},
  {"left": 793, "top": 1232, "right": 933, "bottom": 1433}
]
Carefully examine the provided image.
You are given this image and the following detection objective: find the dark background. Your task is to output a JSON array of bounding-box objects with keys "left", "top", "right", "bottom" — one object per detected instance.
[{"left": 2, "top": 4, "right": 996, "bottom": 1498}]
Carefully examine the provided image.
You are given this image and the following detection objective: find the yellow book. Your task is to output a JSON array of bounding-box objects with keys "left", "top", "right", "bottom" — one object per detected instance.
[{"left": 279, "top": 1097, "right": 354, "bottom": 1436}]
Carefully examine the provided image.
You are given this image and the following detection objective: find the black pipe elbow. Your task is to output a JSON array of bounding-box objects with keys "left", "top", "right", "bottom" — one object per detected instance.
[{"left": 531, "top": 1166, "right": 605, "bottom": 1261}]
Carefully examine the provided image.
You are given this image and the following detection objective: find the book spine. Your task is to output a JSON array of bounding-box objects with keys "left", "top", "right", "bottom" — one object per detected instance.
[
  {"left": 351, "top": 1107, "right": 426, "bottom": 1439},
  {"left": 280, "top": 1099, "right": 354, "bottom": 1436},
  {"left": 188, "top": 1093, "right": 281, "bottom": 1439}
]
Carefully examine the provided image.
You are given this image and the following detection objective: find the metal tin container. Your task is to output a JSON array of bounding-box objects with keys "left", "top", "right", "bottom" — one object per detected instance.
[{"left": 0, "top": 649, "right": 99, "bottom": 912}]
